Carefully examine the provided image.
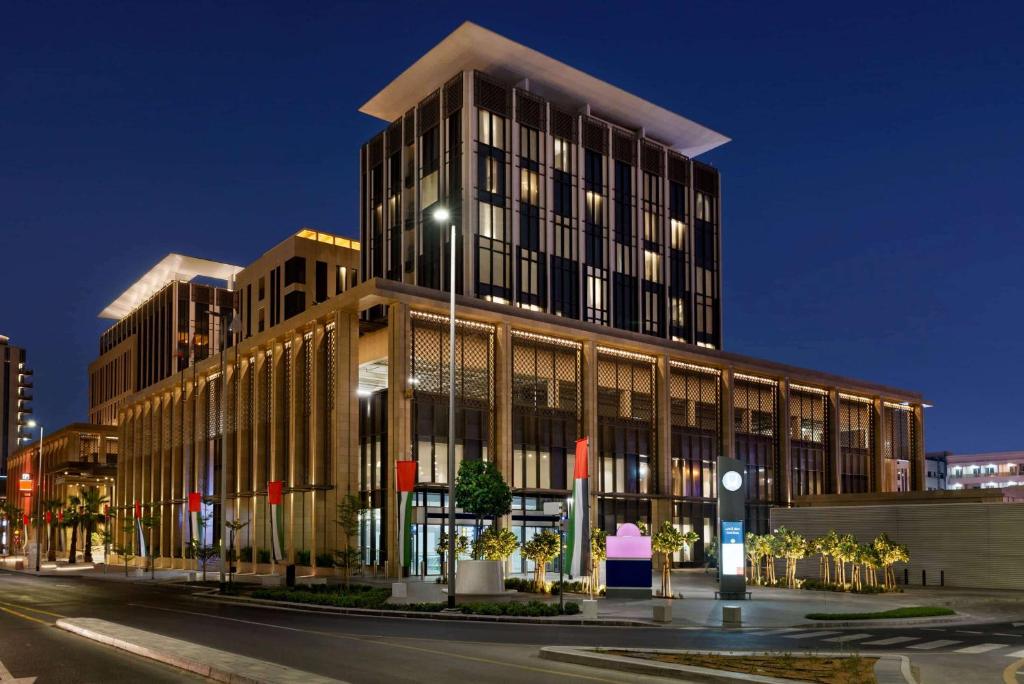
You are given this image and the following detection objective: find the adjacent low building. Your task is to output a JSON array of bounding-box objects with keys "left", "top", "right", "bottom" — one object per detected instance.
[{"left": 947, "top": 451, "right": 1024, "bottom": 490}]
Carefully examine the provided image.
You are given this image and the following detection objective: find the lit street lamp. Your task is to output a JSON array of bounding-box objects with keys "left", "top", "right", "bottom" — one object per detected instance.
[
  {"left": 26, "top": 419, "right": 43, "bottom": 573},
  {"left": 433, "top": 205, "right": 458, "bottom": 609}
]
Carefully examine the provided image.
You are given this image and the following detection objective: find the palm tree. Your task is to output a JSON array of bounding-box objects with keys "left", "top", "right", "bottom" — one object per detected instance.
[
  {"left": 79, "top": 487, "right": 109, "bottom": 563},
  {"left": 42, "top": 498, "right": 62, "bottom": 562},
  {"left": 0, "top": 502, "right": 22, "bottom": 556},
  {"left": 65, "top": 495, "right": 83, "bottom": 565}
]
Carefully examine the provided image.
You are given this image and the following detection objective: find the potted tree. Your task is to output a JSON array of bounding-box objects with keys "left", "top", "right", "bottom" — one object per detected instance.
[
  {"left": 453, "top": 460, "right": 512, "bottom": 594},
  {"left": 522, "top": 529, "right": 560, "bottom": 593},
  {"left": 651, "top": 521, "right": 698, "bottom": 598}
]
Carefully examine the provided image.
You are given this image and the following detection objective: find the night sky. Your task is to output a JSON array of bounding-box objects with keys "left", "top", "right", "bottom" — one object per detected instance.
[{"left": 3, "top": 1, "right": 1022, "bottom": 452}]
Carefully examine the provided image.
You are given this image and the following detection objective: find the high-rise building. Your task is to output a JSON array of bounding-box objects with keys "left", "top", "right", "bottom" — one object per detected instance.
[
  {"left": 107, "top": 23, "right": 928, "bottom": 576},
  {"left": 359, "top": 22, "right": 726, "bottom": 348},
  {"left": 88, "top": 254, "right": 241, "bottom": 425},
  {"left": 1, "top": 335, "right": 33, "bottom": 500}
]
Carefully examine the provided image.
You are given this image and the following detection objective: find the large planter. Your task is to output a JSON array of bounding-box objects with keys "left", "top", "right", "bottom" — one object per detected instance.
[{"left": 457, "top": 559, "right": 504, "bottom": 595}]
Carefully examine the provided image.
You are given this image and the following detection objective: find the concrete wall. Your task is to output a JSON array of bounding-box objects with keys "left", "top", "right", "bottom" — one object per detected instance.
[{"left": 771, "top": 502, "right": 1024, "bottom": 590}]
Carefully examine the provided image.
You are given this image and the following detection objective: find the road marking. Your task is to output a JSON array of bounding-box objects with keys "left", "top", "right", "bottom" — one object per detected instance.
[
  {"left": 129, "top": 604, "right": 625, "bottom": 683},
  {"left": 755, "top": 628, "right": 802, "bottom": 636},
  {"left": 1004, "top": 655, "right": 1024, "bottom": 684},
  {"left": 1005, "top": 650, "right": 1024, "bottom": 658},
  {"left": 956, "top": 643, "right": 1008, "bottom": 654},
  {"left": 995, "top": 633, "right": 1023, "bottom": 638},
  {"left": 908, "top": 639, "right": 961, "bottom": 650},
  {"left": 823, "top": 633, "right": 873, "bottom": 643},
  {"left": 784, "top": 630, "right": 840, "bottom": 640},
  {"left": 957, "top": 630, "right": 984, "bottom": 635},
  {"left": 0, "top": 606, "right": 48, "bottom": 626},
  {"left": 0, "top": 601, "right": 66, "bottom": 619},
  {"left": 0, "top": 656, "right": 37, "bottom": 683},
  {"left": 862, "top": 636, "right": 919, "bottom": 646}
]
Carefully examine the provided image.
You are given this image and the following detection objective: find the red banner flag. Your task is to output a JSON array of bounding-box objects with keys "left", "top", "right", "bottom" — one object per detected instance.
[
  {"left": 268, "top": 480, "right": 283, "bottom": 506},
  {"left": 396, "top": 461, "right": 416, "bottom": 493},
  {"left": 23, "top": 514, "right": 29, "bottom": 526},
  {"left": 574, "top": 437, "right": 589, "bottom": 480},
  {"left": 45, "top": 511, "right": 52, "bottom": 524},
  {"left": 134, "top": 501, "right": 142, "bottom": 519},
  {"left": 58, "top": 510, "right": 64, "bottom": 523},
  {"left": 188, "top": 492, "right": 201, "bottom": 513}
]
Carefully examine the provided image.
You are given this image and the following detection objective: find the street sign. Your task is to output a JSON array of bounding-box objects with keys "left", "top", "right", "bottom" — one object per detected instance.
[{"left": 18, "top": 474, "right": 32, "bottom": 493}]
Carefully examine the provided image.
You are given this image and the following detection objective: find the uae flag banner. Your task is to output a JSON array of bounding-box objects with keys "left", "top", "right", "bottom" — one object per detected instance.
[
  {"left": 134, "top": 501, "right": 147, "bottom": 558},
  {"left": 396, "top": 461, "right": 417, "bottom": 571},
  {"left": 566, "top": 437, "right": 590, "bottom": 578},
  {"left": 268, "top": 480, "right": 285, "bottom": 563},
  {"left": 188, "top": 492, "right": 201, "bottom": 544}
]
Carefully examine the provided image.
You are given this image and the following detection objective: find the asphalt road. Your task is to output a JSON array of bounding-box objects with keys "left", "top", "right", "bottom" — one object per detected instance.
[{"left": 0, "top": 569, "right": 1021, "bottom": 683}]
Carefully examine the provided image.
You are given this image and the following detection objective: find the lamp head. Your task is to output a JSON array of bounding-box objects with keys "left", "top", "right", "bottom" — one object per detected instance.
[
  {"left": 26, "top": 419, "right": 37, "bottom": 429},
  {"left": 432, "top": 207, "right": 451, "bottom": 223}
]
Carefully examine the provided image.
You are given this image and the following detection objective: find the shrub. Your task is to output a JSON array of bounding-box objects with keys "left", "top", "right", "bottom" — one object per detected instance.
[
  {"left": 240, "top": 546, "right": 254, "bottom": 562},
  {"left": 315, "top": 552, "right": 335, "bottom": 568},
  {"left": 252, "top": 586, "right": 391, "bottom": 609},
  {"left": 257, "top": 548, "right": 271, "bottom": 563},
  {"left": 806, "top": 606, "right": 954, "bottom": 620},
  {"left": 295, "top": 549, "right": 311, "bottom": 566},
  {"left": 457, "top": 600, "right": 580, "bottom": 617}
]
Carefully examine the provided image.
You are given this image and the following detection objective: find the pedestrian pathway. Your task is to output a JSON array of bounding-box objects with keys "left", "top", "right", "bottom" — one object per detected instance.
[{"left": 744, "top": 626, "right": 1024, "bottom": 657}]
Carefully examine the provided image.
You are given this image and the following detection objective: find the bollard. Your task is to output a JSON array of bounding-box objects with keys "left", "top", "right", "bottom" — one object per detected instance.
[
  {"left": 922, "top": 569, "right": 926, "bottom": 586},
  {"left": 581, "top": 600, "right": 598, "bottom": 620},
  {"left": 903, "top": 568, "right": 908, "bottom": 586},
  {"left": 286, "top": 563, "right": 296, "bottom": 587},
  {"left": 940, "top": 570, "right": 945, "bottom": 587},
  {"left": 653, "top": 604, "right": 673, "bottom": 623},
  {"left": 722, "top": 605, "right": 742, "bottom": 628},
  {"left": 391, "top": 582, "right": 408, "bottom": 599}
]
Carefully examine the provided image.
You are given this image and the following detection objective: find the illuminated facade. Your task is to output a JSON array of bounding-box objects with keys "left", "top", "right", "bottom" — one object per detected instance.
[
  {"left": 947, "top": 451, "right": 1024, "bottom": 490},
  {"left": 106, "top": 24, "right": 927, "bottom": 575},
  {"left": 1, "top": 335, "right": 32, "bottom": 498}
]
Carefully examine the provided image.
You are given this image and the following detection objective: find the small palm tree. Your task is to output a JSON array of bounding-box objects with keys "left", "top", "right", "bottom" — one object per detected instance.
[
  {"left": 65, "top": 496, "right": 83, "bottom": 565},
  {"left": 42, "top": 499, "right": 62, "bottom": 562},
  {"left": 79, "top": 487, "right": 109, "bottom": 563}
]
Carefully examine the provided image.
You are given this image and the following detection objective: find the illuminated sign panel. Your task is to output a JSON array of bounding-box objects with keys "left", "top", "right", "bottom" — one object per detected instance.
[
  {"left": 18, "top": 474, "right": 33, "bottom": 493},
  {"left": 720, "top": 520, "right": 745, "bottom": 576}
]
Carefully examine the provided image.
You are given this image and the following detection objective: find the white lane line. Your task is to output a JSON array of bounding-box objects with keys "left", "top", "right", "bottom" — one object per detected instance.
[
  {"left": 823, "top": 633, "right": 873, "bottom": 643},
  {"left": 955, "top": 643, "right": 1008, "bottom": 654},
  {"left": 862, "top": 636, "right": 920, "bottom": 646},
  {"left": 1005, "top": 649, "right": 1024, "bottom": 658},
  {"left": 909, "top": 639, "right": 961, "bottom": 650},
  {"left": 784, "top": 631, "right": 840, "bottom": 640},
  {"left": 956, "top": 630, "right": 984, "bottom": 635},
  {"left": 756, "top": 628, "right": 803, "bottom": 636},
  {"left": 994, "top": 633, "right": 1023, "bottom": 638}
]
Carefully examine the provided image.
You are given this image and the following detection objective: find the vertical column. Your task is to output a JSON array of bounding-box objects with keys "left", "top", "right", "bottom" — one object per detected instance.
[
  {"left": 912, "top": 404, "right": 926, "bottom": 491},
  {"left": 310, "top": 324, "right": 324, "bottom": 571},
  {"left": 720, "top": 368, "right": 735, "bottom": 459},
  {"left": 331, "top": 309, "right": 360, "bottom": 561},
  {"left": 287, "top": 335, "right": 300, "bottom": 563},
  {"left": 828, "top": 389, "right": 842, "bottom": 495},
  {"left": 494, "top": 323, "right": 513, "bottom": 495},
  {"left": 582, "top": 341, "right": 599, "bottom": 519},
  {"left": 170, "top": 384, "right": 182, "bottom": 567},
  {"left": 386, "top": 303, "right": 411, "bottom": 577},
  {"left": 652, "top": 354, "right": 673, "bottom": 531},
  {"left": 777, "top": 379, "right": 792, "bottom": 506},
  {"left": 872, "top": 398, "right": 885, "bottom": 492},
  {"left": 252, "top": 351, "right": 267, "bottom": 567}
]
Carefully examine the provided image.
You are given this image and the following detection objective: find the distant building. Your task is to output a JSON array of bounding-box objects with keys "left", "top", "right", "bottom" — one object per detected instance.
[
  {"left": 88, "top": 254, "right": 241, "bottom": 425},
  {"left": 924, "top": 451, "right": 949, "bottom": 490},
  {"left": 235, "top": 229, "right": 360, "bottom": 341},
  {"left": 947, "top": 451, "right": 1024, "bottom": 490},
  {"left": 1, "top": 335, "right": 33, "bottom": 498}
]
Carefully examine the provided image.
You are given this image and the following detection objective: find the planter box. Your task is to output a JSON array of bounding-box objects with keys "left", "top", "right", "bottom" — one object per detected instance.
[{"left": 457, "top": 559, "right": 504, "bottom": 595}]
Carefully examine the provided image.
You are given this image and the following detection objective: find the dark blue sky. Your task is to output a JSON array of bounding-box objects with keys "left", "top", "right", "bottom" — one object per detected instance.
[{"left": 2, "top": 1, "right": 1022, "bottom": 452}]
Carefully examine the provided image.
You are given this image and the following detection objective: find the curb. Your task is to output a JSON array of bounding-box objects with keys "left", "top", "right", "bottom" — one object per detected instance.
[
  {"left": 206, "top": 593, "right": 651, "bottom": 626},
  {"left": 539, "top": 647, "right": 916, "bottom": 684},
  {"left": 796, "top": 613, "right": 978, "bottom": 629},
  {"left": 56, "top": 617, "right": 342, "bottom": 684}
]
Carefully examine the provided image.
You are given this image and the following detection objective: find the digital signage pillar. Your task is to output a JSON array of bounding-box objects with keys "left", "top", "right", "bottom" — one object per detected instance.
[{"left": 717, "top": 456, "right": 747, "bottom": 599}]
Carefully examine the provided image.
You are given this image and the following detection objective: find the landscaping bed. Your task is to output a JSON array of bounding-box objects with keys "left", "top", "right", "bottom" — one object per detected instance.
[
  {"left": 805, "top": 606, "right": 954, "bottom": 621},
  {"left": 603, "top": 650, "right": 878, "bottom": 684},
  {"left": 248, "top": 584, "right": 580, "bottom": 616}
]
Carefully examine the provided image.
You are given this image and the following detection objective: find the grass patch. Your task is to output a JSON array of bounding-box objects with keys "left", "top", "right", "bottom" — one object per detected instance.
[
  {"left": 604, "top": 651, "right": 876, "bottom": 684},
  {"left": 805, "top": 606, "right": 954, "bottom": 620}
]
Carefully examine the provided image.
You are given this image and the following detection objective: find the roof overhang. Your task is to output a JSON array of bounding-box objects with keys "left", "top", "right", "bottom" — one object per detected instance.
[
  {"left": 99, "top": 253, "right": 243, "bottom": 320},
  {"left": 360, "top": 22, "right": 730, "bottom": 158}
]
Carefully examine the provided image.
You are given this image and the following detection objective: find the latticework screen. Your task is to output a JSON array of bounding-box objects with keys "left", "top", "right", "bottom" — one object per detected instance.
[
  {"left": 596, "top": 349, "right": 656, "bottom": 494},
  {"left": 511, "top": 332, "right": 581, "bottom": 490},
  {"left": 410, "top": 312, "right": 495, "bottom": 484},
  {"left": 839, "top": 394, "right": 873, "bottom": 493},
  {"left": 733, "top": 375, "right": 777, "bottom": 511},
  {"left": 789, "top": 387, "right": 828, "bottom": 497},
  {"left": 669, "top": 363, "right": 720, "bottom": 498}
]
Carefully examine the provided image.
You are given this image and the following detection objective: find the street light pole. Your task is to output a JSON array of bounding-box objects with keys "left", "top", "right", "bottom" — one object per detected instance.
[
  {"left": 434, "top": 207, "right": 458, "bottom": 609},
  {"left": 29, "top": 422, "right": 43, "bottom": 573}
]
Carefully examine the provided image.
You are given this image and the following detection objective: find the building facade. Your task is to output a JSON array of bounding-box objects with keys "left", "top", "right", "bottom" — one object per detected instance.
[
  {"left": 947, "top": 451, "right": 1024, "bottom": 490},
  {"left": 925, "top": 450, "right": 949, "bottom": 490},
  {"left": 108, "top": 24, "right": 928, "bottom": 577},
  {"left": 360, "top": 23, "right": 727, "bottom": 349},
  {"left": 89, "top": 254, "right": 240, "bottom": 426},
  {"left": 1, "top": 335, "right": 33, "bottom": 498}
]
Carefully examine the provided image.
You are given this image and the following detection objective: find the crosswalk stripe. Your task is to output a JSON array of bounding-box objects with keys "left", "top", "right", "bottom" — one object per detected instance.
[
  {"left": 955, "top": 643, "right": 1007, "bottom": 654},
  {"left": 756, "top": 628, "right": 802, "bottom": 636},
  {"left": 1004, "top": 649, "right": 1024, "bottom": 658},
  {"left": 824, "top": 633, "right": 873, "bottom": 643},
  {"left": 862, "top": 636, "right": 919, "bottom": 646},
  {"left": 909, "top": 639, "right": 961, "bottom": 650},
  {"left": 784, "top": 631, "right": 840, "bottom": 640}
]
